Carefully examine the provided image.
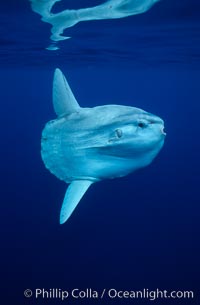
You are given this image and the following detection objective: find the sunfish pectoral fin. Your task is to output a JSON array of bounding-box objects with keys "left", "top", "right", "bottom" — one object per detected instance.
[
  {"left": 60, "top": 180, "right": 93, "bottom": 224},
  {"left": 53, "top": 68, "right": 80, "bottom": 117}
]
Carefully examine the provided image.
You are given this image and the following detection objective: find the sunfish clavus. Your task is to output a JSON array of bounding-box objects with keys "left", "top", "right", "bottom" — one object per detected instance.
[{"left": 41, "top": 69, "right": 166, "bottom": 224}]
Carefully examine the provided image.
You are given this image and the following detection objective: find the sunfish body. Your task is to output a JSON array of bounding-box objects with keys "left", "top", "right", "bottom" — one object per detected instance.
[{"left": 41, "top": 69, "right": 166, "bottom": 224}]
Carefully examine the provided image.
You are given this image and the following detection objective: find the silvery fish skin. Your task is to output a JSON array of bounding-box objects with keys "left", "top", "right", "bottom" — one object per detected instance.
[{"left": 41, "top": 69, "right": 166, "bottom": 224}]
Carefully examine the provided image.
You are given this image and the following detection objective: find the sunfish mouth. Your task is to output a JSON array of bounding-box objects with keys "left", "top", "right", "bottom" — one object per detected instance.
[
  {"left": 161, "top": 126, "right": 166, "bottom": 135},
  {"left": 138, "top": 113, "right": 166, "bottom": 136}
]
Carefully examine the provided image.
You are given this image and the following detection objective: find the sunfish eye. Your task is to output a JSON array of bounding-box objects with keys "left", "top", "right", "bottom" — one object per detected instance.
[
  {"left": 115, "top": 129, "right": 123, "bottom": 138},
  {"left": 138, "top": 121, "right": 146, "bottom": 128}
]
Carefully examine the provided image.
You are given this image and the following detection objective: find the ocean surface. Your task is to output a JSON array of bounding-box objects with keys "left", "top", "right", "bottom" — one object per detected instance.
[{"left": 1, "top": 0, "right": 200, "bottom": 304}]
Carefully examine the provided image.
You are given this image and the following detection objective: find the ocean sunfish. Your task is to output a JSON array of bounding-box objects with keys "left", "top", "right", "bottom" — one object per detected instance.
[{"left": 41, "top": 69, "right": 166, "bottom": 224}]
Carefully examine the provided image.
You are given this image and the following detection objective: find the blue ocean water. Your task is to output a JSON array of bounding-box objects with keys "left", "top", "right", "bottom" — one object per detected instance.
[{"left": 1, "top": 0, "right": 200, "bottom": 304}]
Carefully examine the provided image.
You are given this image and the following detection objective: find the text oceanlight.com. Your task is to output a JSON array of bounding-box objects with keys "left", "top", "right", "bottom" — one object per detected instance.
[{"left": 24, "top": 288, "right": 194, "bottom": 301}]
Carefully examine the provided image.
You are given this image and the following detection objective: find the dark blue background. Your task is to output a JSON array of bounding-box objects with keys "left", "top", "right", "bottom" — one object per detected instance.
[{"left": 1, "top": 0, "right": 200, "bottom": 304}]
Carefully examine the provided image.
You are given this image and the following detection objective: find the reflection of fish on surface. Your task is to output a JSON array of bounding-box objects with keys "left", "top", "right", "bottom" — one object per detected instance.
[
  {"left": 29, "top": 0, "right": 160, "bottom": 48},
  {"left": 41, "top": 69, "right": 166, "bottom": 224}
]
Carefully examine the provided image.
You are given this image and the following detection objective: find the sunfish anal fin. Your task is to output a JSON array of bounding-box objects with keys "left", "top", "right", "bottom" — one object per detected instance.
[
  {"left": 60, "top": 180, "right": 93, "bottom": 224},
  {"left": 53, "top": 68, "right": 80, "bottom": 117}
]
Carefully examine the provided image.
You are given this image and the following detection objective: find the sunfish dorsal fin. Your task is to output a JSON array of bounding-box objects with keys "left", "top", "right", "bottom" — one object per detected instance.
[
  {"left": 53, "top": 68, "right": 80, "bottom": 116},
  {"left": 60, "top": 180, "right": 93, "bottom": 224}
]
